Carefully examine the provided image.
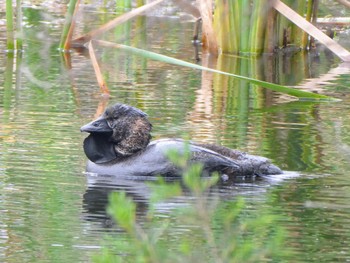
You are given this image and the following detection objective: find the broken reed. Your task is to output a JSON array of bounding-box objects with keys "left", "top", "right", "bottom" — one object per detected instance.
[{"left": 213, "top": 0, "right": 317, "bottom": 55}]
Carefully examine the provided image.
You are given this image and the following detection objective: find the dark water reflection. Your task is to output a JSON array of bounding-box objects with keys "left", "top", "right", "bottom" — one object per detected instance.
[{"left": 2, "top": 1, "right": 350, "bottom": 262}]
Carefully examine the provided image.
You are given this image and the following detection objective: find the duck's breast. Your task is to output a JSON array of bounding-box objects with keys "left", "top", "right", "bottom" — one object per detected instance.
[{"left": 85, "top": 139, "right": 185, "bottom": 177}]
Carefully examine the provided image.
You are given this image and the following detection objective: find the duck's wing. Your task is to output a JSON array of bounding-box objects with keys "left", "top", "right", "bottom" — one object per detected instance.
[
  {"left": 192, "top": 143, "right": 282, "bottom": 176},
  {"left": 188, "top": 144, "right": 242, "bottom": 175}
]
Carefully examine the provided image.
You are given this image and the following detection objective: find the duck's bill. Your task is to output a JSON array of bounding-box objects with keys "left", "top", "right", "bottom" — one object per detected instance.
[{"left": 80, "top": 116, "right": 112, "bottom": 133}]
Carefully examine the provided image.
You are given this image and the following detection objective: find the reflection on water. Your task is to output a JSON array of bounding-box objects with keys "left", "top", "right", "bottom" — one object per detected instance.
[
  {"left": 82, "top": 171, "right": 301, "bottom": 225},
  {"left": 2, "top": 1, "right": 350, "bottom": 262}
]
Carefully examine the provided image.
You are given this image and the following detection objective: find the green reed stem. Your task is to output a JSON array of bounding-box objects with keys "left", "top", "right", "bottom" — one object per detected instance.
[
  {"left": 213, "top": 0, "right": 225, "bottom": 52},
  {"left": 213, "top": 0, "right": 319, "bottom": 53},
  {"left": 214, "top": 0, "right": 237, "bottom": 53},
  {"left": 230, "top": 1, "right": 239, "bottom": 53},
  {"left": 290, "top": 1, "right": 306, "bottom": 47},
  {"left": 59, "top": 0, "right": 79, "bottom": 50},
  {"left": 16, "top": 0, "right": 23, "bottom": 51},
  {"left": 239, "top": 0, "right": 250, "bottom": 54},
  {"left": 301, "top": 0, "right": 313, "bottom": 48},
  {"left": 249, "top": 0, "right": 267, "bottom": 54},
  {"left": 116, "top": 0, "right": 132, "bottom": 12},
  {"left": 6, "top": 0, "right": 14, "bottom": 51},
  {"left": 309, "top": 0, "right": 319, "bottom": 49}
]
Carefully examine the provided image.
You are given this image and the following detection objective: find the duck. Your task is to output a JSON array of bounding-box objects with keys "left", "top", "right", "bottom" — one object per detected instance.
[{"left": 80, "top": 103, "right": 282, "bottom": 178}]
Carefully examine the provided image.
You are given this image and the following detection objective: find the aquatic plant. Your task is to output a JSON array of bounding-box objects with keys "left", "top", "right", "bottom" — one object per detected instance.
[
  {"left": 94, "top": 40, "right": 333, "bottom": 101},
  {"left": 212, "top": 0, "right": 350, "bottom": 61},
  {"left": 5, "top": 0, "right": 23, "bottom": 51},
  {"left": 58, "top": 0, "right": 337, "bottom": 100},
  {"left": 93, "top": 149, "right": 289, "bottom": 263},
  {"left": 5, "top": 0, "right": 15, "bottom": 51},
  {"left": 59, "top": 0, "right": 80, "bottom": 50}
]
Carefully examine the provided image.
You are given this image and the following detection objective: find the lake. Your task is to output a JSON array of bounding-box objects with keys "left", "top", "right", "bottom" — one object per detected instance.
[{"left": 1, "top": 1, "right": 350, "bottom": 262}]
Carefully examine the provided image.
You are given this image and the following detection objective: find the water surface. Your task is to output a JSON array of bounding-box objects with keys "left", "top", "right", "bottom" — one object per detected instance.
[{"left": 1, "top": 1, "right": 350, "bottom": 262}]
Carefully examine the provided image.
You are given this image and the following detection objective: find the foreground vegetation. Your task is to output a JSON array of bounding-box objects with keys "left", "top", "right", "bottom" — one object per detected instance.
[{"left": 93, "top": 150, "right": 289, "bottom": 262}]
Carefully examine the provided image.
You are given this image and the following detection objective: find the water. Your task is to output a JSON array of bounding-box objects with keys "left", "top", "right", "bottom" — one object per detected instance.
[{"left": 1, "top": 1, "right": 350, "bottom": 262}]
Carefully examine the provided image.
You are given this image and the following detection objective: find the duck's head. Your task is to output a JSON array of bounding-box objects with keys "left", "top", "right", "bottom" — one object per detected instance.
[{"left": 81, "top": 103, "right": 152, "bottom": 164}]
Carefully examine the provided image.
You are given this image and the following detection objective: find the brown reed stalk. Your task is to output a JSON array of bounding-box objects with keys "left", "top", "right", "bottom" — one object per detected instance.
[
  {"left": 273, "top": 0, "right": 350, "bottom": 62},
  {"left": 196, "top": 0, "right": 218, "bottom": 55},
  {"left": 88, "top": 41, "right": 110, "bottom": 95},
  {"left": 72, "top": 0, "right": 165, "bottom": 45}
]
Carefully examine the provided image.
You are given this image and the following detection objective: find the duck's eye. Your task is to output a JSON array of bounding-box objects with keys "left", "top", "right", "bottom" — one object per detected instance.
[{"left": 107, "top": 119, "right": 114, "bottom": 128}]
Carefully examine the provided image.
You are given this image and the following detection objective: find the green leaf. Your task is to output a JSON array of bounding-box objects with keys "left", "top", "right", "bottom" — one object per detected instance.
[
  {"left": 95, "top": 40, "right": 336, "bottom": 101},
  {"left": 148, "top": 177, "right": 182, "bottom": 204},
  {"left": 164, "top": 141, "right": 191, "bottom": 169},
  {"left": 107, "top": 192, "right": 136, "bottom": 233},
  {"left": 183, "top": 163, "right": 204, "bottom": 194}
]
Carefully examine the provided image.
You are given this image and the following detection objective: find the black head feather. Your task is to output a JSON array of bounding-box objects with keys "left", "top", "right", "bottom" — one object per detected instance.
[
  {"left": 82, "top": 103, "right": 152, "bottom": 163},
  {"left": 106, "top": 104, "right": 148, "bottom": 118}
]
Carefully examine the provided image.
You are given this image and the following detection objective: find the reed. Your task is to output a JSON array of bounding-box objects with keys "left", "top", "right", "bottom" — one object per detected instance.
[
  {"left": 136, "top": 0, "right": 145, "bottom": 6},
  {"left": 6, "top": 0, "right": 14, "bottom": 51},
  {"left": 212, "top": 0, "right": 319, "bottom": 55},
  {"left": 289, "top": 1, "right": 306, "bottom": 48},
  {"left": 72, "top": 0, "right": 164, "bottom": 45},
  {"left": 196, "top": 0, "right": 218, "bottom": 55},
  {"left": 249, "top": 0, "right": 268, "bottom": 54},
  {"left": 59, "top": 0, "right": 80, "bottom": 51},
  {"left": 116, "top": 0, "right": 132, "bottom": 14},
  {"left": 301, "top": 0, "right": 312, "bottom": 48},
  {"left": 308, "top": 0, "right": 319, "bottom": 49},
  {"left": 238, "top": 1, "right": 250, "bottom": 54},
  {"left": 87, "top": 41, "right": 110, "bottom": 95},
  {"left": 16, "top": 0, "right": 23, "bottom": 51},
  {"left": 5, "top": 0, "right": 23, "bottom": 52},
  {"left": 212, "top": 2, "right": 224, "bottom": 52},
  {"left": 264, "top": 7, "right": 277, "bottom": 53}
]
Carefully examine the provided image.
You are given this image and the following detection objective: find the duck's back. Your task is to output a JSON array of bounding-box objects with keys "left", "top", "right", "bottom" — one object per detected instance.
[
  {"left": 85, "top": 139, "right": 281, "bottom": 177},
  {"left": 86, "top": 139, "right": 236, "bottom": 177}
]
